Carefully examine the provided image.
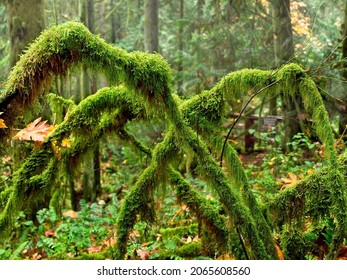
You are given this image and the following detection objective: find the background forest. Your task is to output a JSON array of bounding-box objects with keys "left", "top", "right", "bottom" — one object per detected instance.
[{"left": 0, "top": 0, "right": 347, "bottom": 260}]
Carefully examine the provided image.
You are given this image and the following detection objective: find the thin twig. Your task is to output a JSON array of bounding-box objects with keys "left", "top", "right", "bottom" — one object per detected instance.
[{"left": 220, "top": 80, "right": 278, "bottom": 167}]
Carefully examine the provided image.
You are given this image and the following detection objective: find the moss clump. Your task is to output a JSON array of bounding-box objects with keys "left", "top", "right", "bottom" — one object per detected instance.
[
  {"left": 175, "top": 242, "right": 202, "bottom": 258},
  {"left": 160, "top": 224, "right": 198, "bottom": 241}
]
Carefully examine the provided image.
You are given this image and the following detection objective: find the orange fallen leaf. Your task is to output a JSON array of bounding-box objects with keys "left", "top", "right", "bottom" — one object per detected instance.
[
  {"left": 62, "top": 210, "right": 78, "bottom": 219},
  {"left": 13, "top": 117, "right": 55, "bottom": 144},
  {"left": 193, "top": 235, "right": 199, "bottom": 242},
  {"left": 31, "top": 252, "right": 42, "bottom": 260},
  {"left": 0, "top": 118, "right": 7, "bottom": 128},
  {"left": 217, "top": 254, "right": 235, "bottom": 260}
]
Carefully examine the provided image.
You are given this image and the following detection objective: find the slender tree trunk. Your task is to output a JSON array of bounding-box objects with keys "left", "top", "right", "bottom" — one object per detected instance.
[
  {"left": 271, "top": 0, "right": 301, "bottom": 144},
  {"left": 177, "top": 0, "right": 184, "bottom": 95},
  {"left": 144, "top": 0, "right": 159, "bottom": 53},
  {"left": 6, "top": 0, "right": 45, "bottom": 218},
  {"left": 6, "top": 0, "right": 45, "bottom": 169},
  {"left": 79, "top": 0, "right": 101, "bottom": 204}
]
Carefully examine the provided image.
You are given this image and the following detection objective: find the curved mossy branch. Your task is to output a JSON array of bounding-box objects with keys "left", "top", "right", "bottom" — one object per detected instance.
[
  {"left": 0, "top": 21, "right": 173, "bottom": 142},
  {"left": 180, "top": 63, "right": 345, "bottom": 258},
  {"left": 114, "top": 125, "right": 268, "bottom": 259},
  {"left": 179, "top": 91, "right": 277, "bottom": 258},
  {"left": 47, "top": 86, "right": 144, "bottom": 144},
  {"left": 0, "top": 87, "right": 145, "bottom": 233}
]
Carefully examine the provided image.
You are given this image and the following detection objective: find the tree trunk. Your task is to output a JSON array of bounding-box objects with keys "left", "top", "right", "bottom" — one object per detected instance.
[
  {"left": 177, "top": 0, "right": 184, "bottom": 95},
  {"left": 6, "top": 0, "right": 45, "bottom": 168},
  {"left": 271, "top": 0, "right": 301, "bottom": 144},
  {"left": 6, "top": 0, "right": 45, "bottom": 67},
  {"left": 79, "top": 0, "right": 101, "bottom": 204},
  {"left": 6, "top": 0, "right": 45, "bottom": 218},
  {"left": 144, "top": 0, "right": 159, "bottom": 53}
]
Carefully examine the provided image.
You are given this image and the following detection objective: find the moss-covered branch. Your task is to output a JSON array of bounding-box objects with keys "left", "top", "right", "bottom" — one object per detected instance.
[
  {"left": 0, "top": 21, "right": 345, "bottom": 260},
  {"left": 0, "top": 21, "right": 172, "bottom": 142}
]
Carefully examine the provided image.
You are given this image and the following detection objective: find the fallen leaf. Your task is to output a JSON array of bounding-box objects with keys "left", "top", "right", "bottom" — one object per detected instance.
[
  {"left": 281, "top": 172, "right": 298, "bottom": 187},
  {"left": 0, "top": 118, "right": 7, "bottom": 128},
  {"left": 217, "top": 254, "right": 235, "bottom": 260},
  {"left": 31, "top": 253, "right": 42, "bottom": 260},
  {"left": 62, "top": 210, "right": 78, "bottom": 219},
  {"left": 87, "top": 244, "right": 103, "bottom": 254},
  {"left": 307, "top": 169, "right": 314, "bottom": 175},
  {"left": 13, "top": 117, "right": 55, "bottom": 144},
  {"left": 137, "top": 247, "right": 150, "bottom": 260}
]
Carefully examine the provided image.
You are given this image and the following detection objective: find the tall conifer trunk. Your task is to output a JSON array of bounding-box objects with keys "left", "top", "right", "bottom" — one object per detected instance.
[
  {"left": 6, "top": 0, "right": 45, "bottom": 170},
  {"left": 144, "top": 0, "right": 159, "bottom": 53},
  {"left": 79, "top": 0, "right": 101, "bottom": 205},
  {"left": 7, "top": 0, "right": 45, "bottom": 67},
  {"left": 271, "top": 0, "right": 301, "bottom": 145}
]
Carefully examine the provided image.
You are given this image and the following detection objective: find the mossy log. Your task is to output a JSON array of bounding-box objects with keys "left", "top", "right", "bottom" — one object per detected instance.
[{"left": 0, "top": 22, "right": 346, "bottom": 259}]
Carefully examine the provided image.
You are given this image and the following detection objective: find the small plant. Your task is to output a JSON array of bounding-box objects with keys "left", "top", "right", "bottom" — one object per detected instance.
[{"left": 245, "top": 131, "right": 321, "bottom": 195}]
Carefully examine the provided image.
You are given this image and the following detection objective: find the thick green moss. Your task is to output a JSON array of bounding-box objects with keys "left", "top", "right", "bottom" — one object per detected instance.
[
  {"left": 0, "top": 21, "right": 345, "bottom": 260},
  {"left": 0, "top": 22, "right": 173, "bottom": 142},
  {"left": 175, "top": 242, "right": 202, "bottom": 258}
]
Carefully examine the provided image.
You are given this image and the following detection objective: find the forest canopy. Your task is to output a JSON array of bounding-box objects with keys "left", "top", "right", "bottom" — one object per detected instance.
[{"left": 0, "top": 0, "right": 347, "bottom": 260}]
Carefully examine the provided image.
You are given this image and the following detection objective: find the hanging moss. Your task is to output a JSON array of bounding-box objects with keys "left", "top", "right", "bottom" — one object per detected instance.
[
  {"left": 0, "top": 21, "right": 346, "bottom": 260},
  {"left": 0, "top": 21, "right": 173, "bottom": 143}
]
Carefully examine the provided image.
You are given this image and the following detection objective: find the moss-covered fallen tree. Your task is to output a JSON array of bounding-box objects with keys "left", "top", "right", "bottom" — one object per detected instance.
[{"left": 0, "top": 22, "right": 346, "bottom": 259}]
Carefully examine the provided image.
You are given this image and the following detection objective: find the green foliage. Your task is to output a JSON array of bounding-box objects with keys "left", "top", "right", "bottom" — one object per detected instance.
[
  {"left": 280, "top": 225, "right": 311, "bottom": 260},
  {"left": 0, "top": 200, "right": 119, "bottom": 259},
  {"left": 0, "top": 21, "right": 346, "bottom": 260}
]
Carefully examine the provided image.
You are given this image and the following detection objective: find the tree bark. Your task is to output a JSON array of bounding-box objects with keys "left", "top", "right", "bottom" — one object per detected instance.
[
  {"left": 79, "top": 0, "right": 101, "bottom": 204},
  {"left": 6, "top": 0, "right": 45, "bottom": 67},
  {"left": 144, "top": 0, "right": 159, "bottom": 53},
  {"left": 271, "top": 0, "right": 301, "bottom": 144},
  {"left": 177, "top": 0, "right": 184, "bottom": 95},
  {"left": 6, "top": 0, "right": 45, "bottom": 169}
]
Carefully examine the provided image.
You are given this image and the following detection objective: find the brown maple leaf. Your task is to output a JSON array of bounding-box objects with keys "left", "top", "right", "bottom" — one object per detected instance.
[
  {"left": 281, "top": 172, "right": 299, "bottom": 187},
  {"left": 13, "top": 117, "right": 55, "bottom": 145}
]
